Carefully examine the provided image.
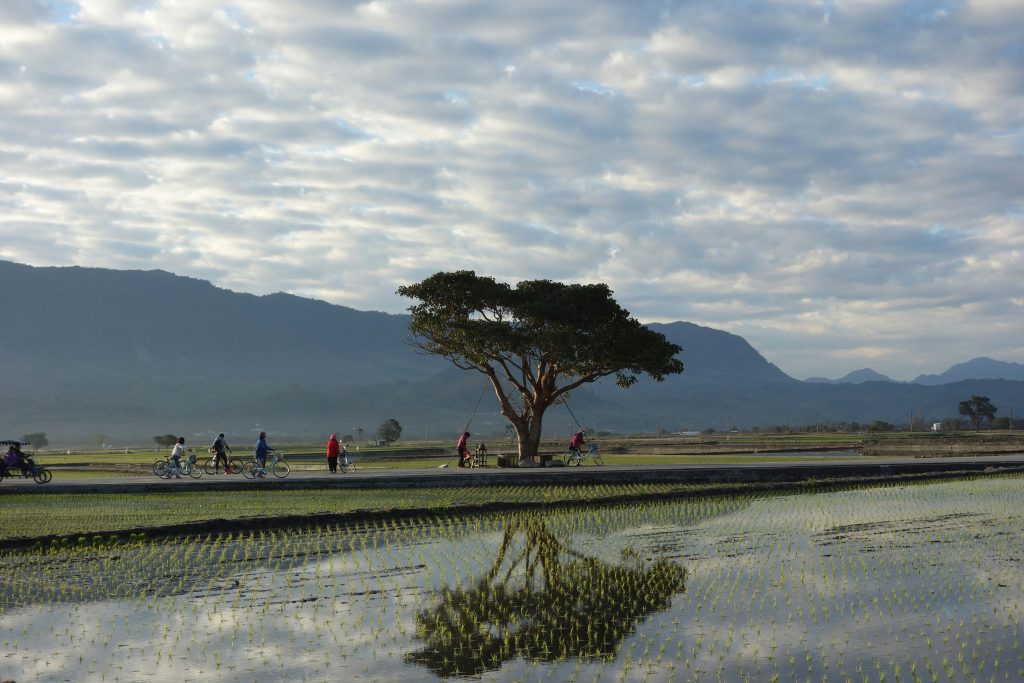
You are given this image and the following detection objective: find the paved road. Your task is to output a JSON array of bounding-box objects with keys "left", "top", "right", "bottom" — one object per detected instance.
[{"left": 4, "top": 453, "right": 1023, "bottom": 493}]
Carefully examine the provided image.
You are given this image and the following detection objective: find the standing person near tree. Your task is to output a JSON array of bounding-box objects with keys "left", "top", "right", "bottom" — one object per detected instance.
[
  {"left": 456, "top": 431, "right": 471, "bottom": 467},
  {"left": 211, "top": 433, "right": 231, "bottom": 474},
  {"left": 326, "top": 433, "right": 341, "bottom": 473}
]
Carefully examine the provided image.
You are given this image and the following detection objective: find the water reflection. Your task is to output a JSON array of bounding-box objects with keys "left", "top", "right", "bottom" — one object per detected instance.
[{"left": 407, "top": 518, "right": 687, "bottom": 678}]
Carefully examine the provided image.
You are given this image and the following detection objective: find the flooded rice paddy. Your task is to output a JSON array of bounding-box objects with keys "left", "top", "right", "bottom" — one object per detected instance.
[{"left": 1, "top": 475, "right": 1022, "bottom": 682}]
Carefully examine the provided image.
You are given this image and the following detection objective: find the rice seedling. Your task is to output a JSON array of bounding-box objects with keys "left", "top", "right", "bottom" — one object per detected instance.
[{"left": 1, "top": 475, "right": 1022, "bottom": 681}]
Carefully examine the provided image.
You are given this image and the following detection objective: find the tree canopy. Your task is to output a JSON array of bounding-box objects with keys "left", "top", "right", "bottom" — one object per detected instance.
[
  {"left": 398, "top": 271, "right": 683, "bottom": 460},
  {"left": 958, "top": 395, "right": 997, "bottom": 430},
  {"left": 21, "top": 432, "right": 48, "bottom": 449},
  {"left": 377, "top": 418, "right": 402, "bottom": 445}
]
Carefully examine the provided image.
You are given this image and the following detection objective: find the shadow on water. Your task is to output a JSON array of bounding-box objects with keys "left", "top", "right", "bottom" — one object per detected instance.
[{"left": 406, "top": 517, "right": 687, "bottom": 678}]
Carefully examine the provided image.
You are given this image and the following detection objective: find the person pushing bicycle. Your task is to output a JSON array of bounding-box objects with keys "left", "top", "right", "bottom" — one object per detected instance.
[
  {"left": 254, "top": 432, "right": 273, "bottom": 477},
  {"left": 211, "top": 433, "right": 232, "bottom": 473}
]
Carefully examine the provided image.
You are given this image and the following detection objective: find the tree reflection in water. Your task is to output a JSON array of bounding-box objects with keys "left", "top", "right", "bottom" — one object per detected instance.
[{"left": 407, "top": 518, "right": 687, "bottom": 677}]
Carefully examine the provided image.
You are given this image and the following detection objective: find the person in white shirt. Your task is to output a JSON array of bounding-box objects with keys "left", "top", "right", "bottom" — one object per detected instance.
[{"left": 170, "top": 437, "right": 186, "bottom": 477}]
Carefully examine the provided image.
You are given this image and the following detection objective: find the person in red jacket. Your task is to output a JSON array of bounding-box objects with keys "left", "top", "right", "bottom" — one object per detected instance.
[
  {"left": 569, "top": 430, "right": 586, "bottom": 457},
  {"left": 326, "top": 434, "right": 341, "bottom": 473},
  {"left": 456, "top": 431, "right": 471, "bottom": 467}
]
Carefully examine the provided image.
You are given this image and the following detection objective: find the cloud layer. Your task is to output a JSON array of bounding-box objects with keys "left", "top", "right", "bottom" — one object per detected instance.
[{"left": 2, "top": 0, "right": 1022, "bottom": 379}]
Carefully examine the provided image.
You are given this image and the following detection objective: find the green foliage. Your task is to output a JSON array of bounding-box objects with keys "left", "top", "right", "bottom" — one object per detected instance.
[
  {"left": 377, "top": 418, "right": 402, "bottom": 445},
  {"left": 958, "top": 395, "right": 997, "bottom": 430},
  {"left": 21, "top": 431, "right": 48, "bottom": 449},
  {"left": 398, "top": 271, "right": 683, "bottom": 458},
  {"left": 153, "top": 434, "right": 177, "bottom": 448}
]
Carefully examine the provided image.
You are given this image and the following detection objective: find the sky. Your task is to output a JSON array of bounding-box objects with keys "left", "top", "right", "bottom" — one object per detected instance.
[{"left": 1, "top": 0, "right": 1022, "bottom": 381}]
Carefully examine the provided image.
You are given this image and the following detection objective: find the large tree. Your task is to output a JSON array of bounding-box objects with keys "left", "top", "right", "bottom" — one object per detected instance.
[
  {"left": 958, "top": 395, "right": 997, "bottom": 431},
  {"left": 22, "top": 432, "right": 48, "bottom": 449},
  {"left": 377, "top": 418, "right": 403, "bottom": 446},
  {"left": 398, "top": 271, "right": 683, "bottom": 461}
]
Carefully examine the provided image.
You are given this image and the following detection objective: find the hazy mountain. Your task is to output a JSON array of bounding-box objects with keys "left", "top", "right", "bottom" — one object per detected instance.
[
  {"left": 2, "top": 260, "right": 1022, "bottom": 444},
  {"left": 805, "top": 368, "right": 896, "bottom": 384},
  {"left": 913, "top": 357, "right": 1024, "bottom": 385}
]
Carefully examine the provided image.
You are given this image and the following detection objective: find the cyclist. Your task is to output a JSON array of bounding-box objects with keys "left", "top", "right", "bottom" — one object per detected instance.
[
  {"left": 6, "top": 443, "right": 30, "bottom": 477},
  {"left": 568, "top": 430, "right": 586, "bottom": 459},
  {"left": 254, "top": 432, "right": 273, "bottom": 477},
  {"left": 169, "top": 437, "right": 187, "bottom": 478},
  {"left": 211, "top": 433, "right": 231, "bottom": 473}
]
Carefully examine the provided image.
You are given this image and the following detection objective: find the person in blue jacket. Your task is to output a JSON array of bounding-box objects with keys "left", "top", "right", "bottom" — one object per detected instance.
[{"left": 255, "top": 432, "right": 273, "bottom": 475}]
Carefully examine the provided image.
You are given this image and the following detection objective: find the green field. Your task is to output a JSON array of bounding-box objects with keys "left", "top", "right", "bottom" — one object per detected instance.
[{"left": 2, "top": 475, "right": 1022, "bottom": 682}]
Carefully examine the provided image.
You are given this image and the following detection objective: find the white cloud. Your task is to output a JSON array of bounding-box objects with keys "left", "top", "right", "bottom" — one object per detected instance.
[{"left": 1, "top": 0, "right": 1021, "bottom": 380}]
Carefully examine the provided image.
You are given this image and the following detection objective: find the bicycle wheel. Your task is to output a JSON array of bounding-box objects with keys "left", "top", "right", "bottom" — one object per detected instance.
[
  {"left": 152, "top": 460, "right": 167, "bottom": 476},
  {"left": 271, "top": 460, "right": 290, "bottom": 478},
  {"left": 33, "top": 468, "right": 50, "bottom": 484},
  {"left": 241, "top": 461, "right": 258, "bottom": 479},
  {"left": 187, "top": 463, "right": 203, "bottom": 479},
  {"left": 226, "top": 457, "right": 243, "bottom": 474},
  {"left": 591, "top": 451, "right": 604, "bottom": 466},
  {"left": 566, "top": 451, "right": 581, "bottom": 466},
  {"left": 154, "top": 460, "right": 172, "bottom": 479},
  {"left": 203, "top": 458, "right": 218, "bottom": 476}
]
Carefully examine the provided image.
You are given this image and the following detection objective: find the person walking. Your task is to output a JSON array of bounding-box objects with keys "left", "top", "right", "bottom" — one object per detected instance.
[
  {"left": 254, "top": 432, "right": 272, "bottom": 477},
  {"left": 211, "top": 433, "right": 231, "bottom": 474},
  {"left": 326, "top": 433, "right": 341, "bottom": 473}
]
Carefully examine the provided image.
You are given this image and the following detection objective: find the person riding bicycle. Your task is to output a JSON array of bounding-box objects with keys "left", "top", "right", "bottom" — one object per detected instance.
[
  {"left": 169, "top": 437, "right": 187, "bottom": 478},
  {"left": 6, "top": 443, "right": 30, "bottom": 477},
  {"left": 255, "top": 432, "right": 273, "bottom": 477},
  {"left": 569, "top": 430, "right": 586, "bottom": 457},
  {"left": 211, "top": 433, "right": 231, "bottom": 473},
  {"left": 456, "top": 431, "right": 472, "bottom": 467}
]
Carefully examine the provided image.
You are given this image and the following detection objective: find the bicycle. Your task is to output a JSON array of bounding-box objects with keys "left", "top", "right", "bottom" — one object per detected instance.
[
  {"left": 154, "top": 452, "right": 203, "bottom": 479},
  {"left": 204, "top": 453, "right": 243, "bottom": 475},
  {"left": 566, "top": 442, "right": 603, "bottom": 466},
  {"left": 242, "top": 452, "right": 290, "bottom": 479},
  {"left": 339, "top": 455, "right": 356, "bottom": 473},
  {"left": 0, "top": 455, "right": 52, "bottom": 484}
]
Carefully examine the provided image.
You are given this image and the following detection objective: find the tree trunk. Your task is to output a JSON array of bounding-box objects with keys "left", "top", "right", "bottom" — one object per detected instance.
[{"left": 515, "top": 409, "right": 545, "bottom": 462}]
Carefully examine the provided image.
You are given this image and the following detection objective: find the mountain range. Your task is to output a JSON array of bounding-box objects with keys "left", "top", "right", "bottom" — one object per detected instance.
[
  {"left": 807, "top": 358, "right": 1024, "bottom": 385},
  {"left": 2, "top": 260, "right": 1022, "bottom": 445}
]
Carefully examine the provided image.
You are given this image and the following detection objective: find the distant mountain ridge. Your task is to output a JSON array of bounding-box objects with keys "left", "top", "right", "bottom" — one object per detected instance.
[
  {"left": 2, "top": 260, "right": 1022, "bottom": 443},
  {"left": 913, "top": 357, "right": 1024, "bottom": 385},
  {"left": 806, "top": 368, "right": 897, "bottom": 384}
]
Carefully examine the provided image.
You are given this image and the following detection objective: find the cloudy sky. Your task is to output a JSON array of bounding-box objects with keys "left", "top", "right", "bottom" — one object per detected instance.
[{"left": 1, "top": 0, "right": 1022, "bottom": 380}]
